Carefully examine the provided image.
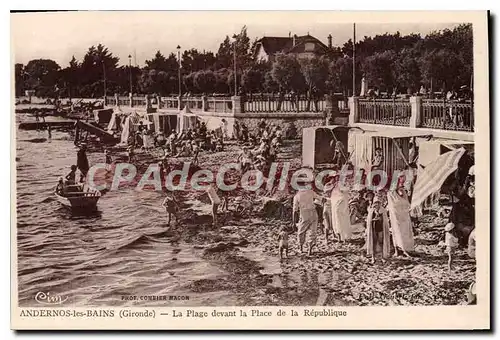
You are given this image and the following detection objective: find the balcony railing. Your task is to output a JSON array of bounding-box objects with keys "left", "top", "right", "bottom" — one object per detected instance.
[
  {"left": 422, "top": 99, "right": 474, "bottom": 132},
  {"left": 358, "top": 98, "right": 412, "bottom": 126}
]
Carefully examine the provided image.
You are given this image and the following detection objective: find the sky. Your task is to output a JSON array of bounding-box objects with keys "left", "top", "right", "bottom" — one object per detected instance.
[{"left": 11, "top": 11, "right": 463, "bottom": 68}]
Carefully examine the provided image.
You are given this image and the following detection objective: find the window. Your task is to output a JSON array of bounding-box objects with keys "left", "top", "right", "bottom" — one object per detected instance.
[{"left": 304, "top": 42, "right": 315, "bottom": 52}]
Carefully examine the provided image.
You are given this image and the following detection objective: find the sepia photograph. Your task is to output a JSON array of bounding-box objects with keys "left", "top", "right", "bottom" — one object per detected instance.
[{"left": 10, "top": 10, "right": 489, "bottom": 330}]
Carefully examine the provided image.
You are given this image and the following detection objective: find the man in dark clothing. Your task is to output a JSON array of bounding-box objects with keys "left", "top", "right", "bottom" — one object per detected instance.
[{"left": 77, "top": 144, "right": 90, "bottom": 182}]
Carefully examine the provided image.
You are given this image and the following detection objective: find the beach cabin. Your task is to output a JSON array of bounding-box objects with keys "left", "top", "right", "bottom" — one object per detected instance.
[
  {"left": 348, "top": 130, "right": 432, "bottom": 176},
  {"left": 418, "top": 139, "right": 474, "bottom": 167},
  {"left": 147, "top": 112, "right": 178, "bottom": 134},
  {"left": 302, "top": 125, "right": 361, "bottom": 169}
]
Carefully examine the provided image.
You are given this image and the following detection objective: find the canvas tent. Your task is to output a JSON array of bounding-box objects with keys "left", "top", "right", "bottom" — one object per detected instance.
[
  {"left": 414, "top": 139, "right": 474, "bottom": 210},
  {"left": 119, "top": 112, "right": 141, "bottom": 145},
  {"left": 176, "top": 106, "right": 199, "bottom": 133},
  {"left": 348, "top": 130, "right": 432, "bottom": 175},
  {"left": 147, "top": 113, "right": 178, "bottom": 134},
  {"left": 418, "top": 139, "right": 474, "bottom": 168},
  {"left": 302, "top": 125, "right": 360, "bottom": 169}
]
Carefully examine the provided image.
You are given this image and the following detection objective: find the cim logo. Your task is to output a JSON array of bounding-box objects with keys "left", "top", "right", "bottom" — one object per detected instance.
[{"left": 34, "top": 291, "right": 68, "bottom": 305}]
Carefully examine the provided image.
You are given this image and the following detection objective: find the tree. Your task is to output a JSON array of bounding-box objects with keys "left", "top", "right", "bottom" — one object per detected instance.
[
  {"left": 362, "top": 50, "right": 397, "bottom": 92},
  {"left": 181, "top": 49, "right": 216, "bottom": 74},
  {"left": 216, "top": 36, "right": 233, "bottom": 70},
  {"left": 420, "top": 48, "right": 464, "bottom": 92},
  {"left": 393, "top": 48, "right": 422, "bottom": 94},
  {"left": 299, "top": 56, "right": 329, "bottom": 94},
  {"left": 233, "top": 26, "right": 253, "bottom": 71},
  {"left": 271, "top": 53, "right": 305, "bottom": 92},
  {"left": 15, "top": 63, "right": 25, "bottom": 97},
  {"left": 214, "top": 69, "right": 230, "bottom": 93},
  {"left": 329, "top": 57, "right": 354, "bottom": 95},
  {"left": 194, "top": 70, "right": 216, "bottom": 94},
  {"left": 263, "top": 71, "right": 278, "bottom": 93},
  {"left": 241, "top": 68, "right": 264, "bottom": 93},
  {"left": 138, "top": 69, "right": 173, "bottom": 95},
  {"left": 79, "top": 44, "right": 119, "bottom": 97},
  {"left": 145, "top": 51, "right": 178, "bottom": 72},
  {"left": 183, "top": 73, "right": 196, "bottom": 94},
  {"left": 24, "top": 59, "right": 61, "bottom": 97}
]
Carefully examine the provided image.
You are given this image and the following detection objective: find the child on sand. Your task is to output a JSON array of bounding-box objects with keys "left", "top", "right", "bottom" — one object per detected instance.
[
  {"left": 206, "top": 184, "right": 222, "bottom": 229},
  {"left": 444, "top": 222, "right": 459, "bottom": 272},
  {"left": 277, "top": 226, "right": 289, "bottom": 259},
  {"left": 105, "top": 150, "right": 112, "bottom": 172},
  {"left": 127, "top": 146, "right": 135, "bottom": 163},
  {"left": 162, "top": 193, "right": 179, "bottom": 226}
]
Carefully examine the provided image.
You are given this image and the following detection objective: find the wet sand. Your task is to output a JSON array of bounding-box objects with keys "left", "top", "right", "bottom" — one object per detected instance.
[{"left": 128, "top": 140, "right": 476, "bottom": 306}]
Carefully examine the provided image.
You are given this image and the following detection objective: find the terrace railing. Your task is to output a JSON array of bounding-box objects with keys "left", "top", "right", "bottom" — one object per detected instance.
[
  {"left": 244, "top": 93, "right": 325, "bottom": 113},
  {"left": 159, "top": 96, "right": 179, "bottom": 109},
  {"left": 206, "top": 97, "right": 233, "bottom": 113},
  {"left": 132, "top": 96, "right": 146, "bottom": 107},
  {"left": 351, "top": 96, "right": 474, "bottom": 133},
  {"left": 117, "top": 96, "right": 130, "bottom": 107},
  {"left": 422, "top": 99, "right": 474, "bottom": 132},
  {"left": 358, "top": 98, "right": 412, "bottom": 126}
]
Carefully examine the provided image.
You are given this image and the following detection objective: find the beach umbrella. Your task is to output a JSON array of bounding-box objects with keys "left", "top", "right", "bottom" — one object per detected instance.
[{"left": 410, "top": 147, "right": 467, "bottom": 209}]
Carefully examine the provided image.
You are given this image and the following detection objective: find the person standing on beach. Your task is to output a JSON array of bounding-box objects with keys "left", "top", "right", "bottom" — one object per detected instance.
[
  {"left": 206, "top": 184, "right": 222, "bottom": 230},
  {"left": 329, "top": 180, "right": 352, "bottom": 243},
  {"left": 386, "top": 188, "right": 414, "bottom": 257},
  {"left": 292, "top": 173, "right": 321, "bottom": 256},
  {"left": 321, "top": 178, "right": 336, "bottom": 244},
  {"left": 162, "top": 193, "right": 179, "bottom": 226},
  {"left": 105, "top": 149, "right": 112, "bottom": 172},
  {"left": 77, "top": 144, "right": 89, "bottom": 182},
  {"left": 366, "top": 196, "right": 390, "bottom": 264},
  {"left": 47, "top": 124, "right": 52, "bottom": 140},
  {"left": 444, "top": 222, "right": 459, "bottom": 272}
]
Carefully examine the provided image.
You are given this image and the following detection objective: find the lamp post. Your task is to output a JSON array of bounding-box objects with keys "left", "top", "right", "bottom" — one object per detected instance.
[
  {"left": 128, "top": 54, "right": 132, "bottom": 95},
  {"left": 232, "top": 34, "right": 237, "bottom": 96},
  {"left": 177, "top": 45, "right": 182, "bottom": 98}
]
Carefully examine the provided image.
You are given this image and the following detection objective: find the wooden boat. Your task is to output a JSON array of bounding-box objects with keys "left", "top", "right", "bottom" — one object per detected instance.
[{"left": 54, "top": 183, "right": 101, "bottom": 210}]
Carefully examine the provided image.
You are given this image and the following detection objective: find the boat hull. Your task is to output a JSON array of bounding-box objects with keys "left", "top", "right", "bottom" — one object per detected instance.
[{"left": 55, "top": 192, "right": 100, "bottom": 210}]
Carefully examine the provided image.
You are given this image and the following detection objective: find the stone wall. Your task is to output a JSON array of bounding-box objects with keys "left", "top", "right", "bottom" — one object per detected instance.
[
  {"left": 234, "top": 112, "right": 325, "bottom": 139},
  {"left": 192, "top": 111, "right": 325, "bottom": 139}
]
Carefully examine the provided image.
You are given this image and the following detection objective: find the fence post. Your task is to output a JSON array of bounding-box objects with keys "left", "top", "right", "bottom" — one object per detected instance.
[
  {"left": 409, "top": 96, "right": 422, "bottom": 128},
  {"left": 442, "top": 97, "right": 446, "bottom": 129},
  {"left": 470, "top": 98, "right": 474, "bottom": 132},
  {"left": 392, "top": 97, "right": 396, "bottom": 125},
  {"left": 177, "top": 96, "right": 182, "bottom": 111},
  {"left": 114, "top": 93, "right": 119, "bottom": 108},
  {"left": 156, "top": 95, "right": 162, "bottom": 109},
  {"left": 145, "top": 94, "right": 151, "bottom": 110},
  {"left": 232, "top": 96, "right": 241, "bottom": 114},
  {"left": 348, "top": 97, "right": 359, "bottom": 125},
  {"left": 129, "top": 93, "right": 133, "bottom": 108},
  {"left": 202, "top": 96, "right": 208, "bottom": 112}
]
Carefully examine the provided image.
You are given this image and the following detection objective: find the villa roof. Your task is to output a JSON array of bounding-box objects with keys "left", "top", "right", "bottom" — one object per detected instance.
[{"left": 255, "top": 34, "right": 329, "bottom": 56}]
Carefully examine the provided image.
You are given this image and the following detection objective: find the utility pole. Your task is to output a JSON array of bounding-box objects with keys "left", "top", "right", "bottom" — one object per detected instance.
[
  {"left": 232, "top": 34, "right": 238, "bottom": 96},
  {"left": 128, "top": 55, "right": 132, "bottom": 95},
  {"left": 177, "top": 45, "right": 182, "bottom": 98},
  {"left": 352, "top": 23, "right": 356, "bottom": 97}
]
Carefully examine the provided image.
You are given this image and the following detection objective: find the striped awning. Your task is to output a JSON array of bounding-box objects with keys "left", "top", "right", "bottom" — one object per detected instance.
[{"left": 410, "top": 147, "right": 466, "bottom": 209}]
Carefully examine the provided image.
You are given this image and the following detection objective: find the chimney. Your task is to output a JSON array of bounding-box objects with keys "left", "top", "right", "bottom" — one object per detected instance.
[
  {"left": 289, "top": 31, "right": 291, "bottom": 38},
  {"left": 328, "top": 34, "right": 332, "bottom": 49},
  {"left": 293, "top": 34, "right": 297, "bottom": 47}
]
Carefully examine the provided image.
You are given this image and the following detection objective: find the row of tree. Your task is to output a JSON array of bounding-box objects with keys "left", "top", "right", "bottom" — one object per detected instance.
[{"left": 14, "top": 24, "right": 472, "bottom": 98}]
